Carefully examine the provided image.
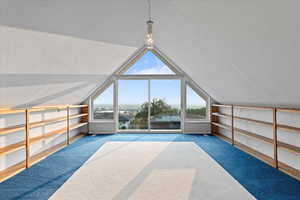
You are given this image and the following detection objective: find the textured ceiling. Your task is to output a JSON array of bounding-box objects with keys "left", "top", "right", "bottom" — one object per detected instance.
[{"left": 1, "top": 0, "right": 300, "bottom": 107}]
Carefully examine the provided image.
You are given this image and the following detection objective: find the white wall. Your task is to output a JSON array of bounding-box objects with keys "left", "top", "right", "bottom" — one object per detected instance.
[
  {"left": 217, "top": 107, "right": 300, "bottom": 171},
  {"left": 0, "top": 25, "right": 136, "bottom": 108},
  {"left": 0, "top": 108, "right": 83, "bottom": 171}
]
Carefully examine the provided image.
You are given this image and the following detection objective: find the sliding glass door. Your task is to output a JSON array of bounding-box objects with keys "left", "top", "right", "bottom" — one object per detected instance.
[
  {"left": 150, "top": 80, "right": 181, "bottom": 129},
  {"left": 118, "top": 80, "right": 148, "bottom": 130},
  {"left": 118, "top": 79, "right": 181, "bottom": 131}
]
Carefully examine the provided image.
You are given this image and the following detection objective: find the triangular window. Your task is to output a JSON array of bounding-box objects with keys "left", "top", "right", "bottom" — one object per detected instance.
[
  {"left": 124, "top": 51, "right": 176, "bottom": 75},
  {"left": 93, "top": 84, "right": 114, "bottom": 120},
  {"left": 186, "top": 85, "right": 207, "bottom": 120}
]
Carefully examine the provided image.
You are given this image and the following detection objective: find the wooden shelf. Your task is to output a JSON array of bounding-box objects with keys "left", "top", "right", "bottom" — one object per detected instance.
[
  {"left": 212, "top": 104, "right": 232, "bottom": 108},
  {"left": 0, "top": 104, "right": 88, "bottom": 183},
  {"left": 234, "top": 127, "right": 273, "bottom": 144},
  {"left": 277, "top": 108, "right": 300, "bottom": 113},
  {"left": 0, "top": 124, "right": 25, "bottom": 135},
  {"left": 0, "top": 109, "right": 25, "bottom": 115},
  {"left": 69, "top": 123, "right": 88, "bottom": 131},
  {"left": 278, "top": 162, "right": 300, "bottom": 181},
  {"left": 234, "top": 105, "right": 273, "bottom": 111},
  {"left": 29, "top": 106, "right": 68, "bottom": 113},
  {"left": 69, "top": 113, "right": 88, "bottom": 119},
  {"left": 234, "top": 116, "right": 273, "bottom": 127},
  {"left": 30, "top": 127, "right": 68, "bottom": 145},
  {"left": 0, "top": 141, "right": 26, "bottom": 156},
  {"left": 211, "top": 122, "right": 232, "bottom": 131},
  {"left": 30, "top": 116, "right": 67, "bottom": 128},
  {"left": 234, "top": 140, "right": 275, "bottom": 167},
  {"left": 69, "top": 105, "right": 88, "bottom": 108},
  {"left": 213, "top": 132, "right": 232, "bottom": 143},
  {"left": 29, "top": 141, "right": 67, "bottom": 166},
  {"left": 278, "top": 142, "right": 300, "bottom": 155},
  {"left": 277, "top": 124, "right": 300, "bottom": 134},
  {"left": 29, "top": 133, "right": 85, "bottom": 167},
  {"left": 213, "top": 132, "right": 274, "bottom": 167},
  {"left": 212, "top": 112, "right": 232, "bottom": 119},
  {"left": 0, "top": 161, "right": 26, "bottom": 182}
]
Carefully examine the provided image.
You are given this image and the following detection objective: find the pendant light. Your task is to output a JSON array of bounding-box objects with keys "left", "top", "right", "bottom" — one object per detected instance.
[{"left": 146, "top": 0, "right": 154, "bottom": 49}]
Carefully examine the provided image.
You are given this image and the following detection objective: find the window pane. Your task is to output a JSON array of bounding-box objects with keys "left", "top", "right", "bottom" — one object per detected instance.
[
  {"left": 93, "top": 84, "right": 114, "bottom": 120},
  {"left": 150, "top": 80, "right": 181, "bottom": 129},
  {"left": 186, "top": 85, "right": 207, "bottom": 120},
  {"left": 118, "top": 80, "right": 148, "bottom": 129},
  {"left": 124, "top": 51, "right": 175, "bottom": 75}
]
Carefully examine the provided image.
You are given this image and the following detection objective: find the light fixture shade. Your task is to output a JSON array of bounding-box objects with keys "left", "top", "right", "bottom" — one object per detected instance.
[{"left": 146, "top": 20, "right": 154, "bottom": 49}]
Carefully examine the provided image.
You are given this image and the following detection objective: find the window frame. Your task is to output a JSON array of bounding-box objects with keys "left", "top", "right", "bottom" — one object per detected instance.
[
  {"left": 90, "top": 47, "right": 211, "bottom": 133},
  {"left": 91, "top": 81, "right": 115, "bottom": 122},
  {"left": 184, "top": 82, "right": 209, "bottom": 122}
]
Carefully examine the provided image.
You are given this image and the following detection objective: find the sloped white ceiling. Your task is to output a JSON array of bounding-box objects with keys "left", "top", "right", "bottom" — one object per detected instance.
[
  {"left": 0, "top": 25, "right": 136, "bottom": 108},
  {"left": 1, "top": 0, "right": 300, "bottom": 107}
]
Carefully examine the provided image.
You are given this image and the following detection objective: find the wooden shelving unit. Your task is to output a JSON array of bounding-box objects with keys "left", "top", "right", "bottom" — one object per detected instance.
[
  {"left": 277, "top": 124, "right": 300, "bottom": 134},
  {"left": 0, "top": 124, "right": 25, "bottom": 135},
  {"left": 0, "top": 105, "right": 89, "bottom": 182},
  {"left": 211, "top": 104, "right": 300, "bottom": 181}
]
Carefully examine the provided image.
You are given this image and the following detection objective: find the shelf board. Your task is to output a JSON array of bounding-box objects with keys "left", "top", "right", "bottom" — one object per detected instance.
[
  {"left": 29, "top": 106, "right": 68, "bottom": 113},
  {"left": 212, "top": 104, "right": 232, "bottom": 108},
  {"left": 277, "top": 108, "right": 300, "bottom": 113},
  {"left": 214, "top": 132, "right": 274, "bottom": 166},
  {"left": 234, "top": 105, "right": 273, "bottom": 111},
  {"left": 69, "top": 105, "right": 88, "bottom": 108},
  {"left": 0, "top": 109, "right": 25, "bottom": 115},
  {"left": 212, "top": 112, "right": 232, "bottom": 119},
  {"left": 211, "top": 122, "right": 232, "bottom": 131},
  {"left": 0, "top": 124, "right": 25, "bottom": 135},
  {"left": 234, "top": 140, "right": 275, "bottom": 166},
  {"left": 213, "top": 132, "right": 232, "bottom": 143},
  {"left": 234, "top": 127, "right": 273, "bottom": 144},
  {"left": 278, "top": 142, "right": 300, "bottom": 155},
  {"left": 30, "top": 127, "right": 68, "bottom": 145},
  {"left": 278, "top": 162, "right": 300, "bottom": 181},
  {"left": 234, "top": 116, "right": 273, "bottom": 127},
  {"left": 30, "top": 116, "right": 67, "bottom": 128},
  {"left": 277, "top": 124, "right": 300, "bottom": 134},
  {"left": 69, "top": 113, "right": 88, "bottom": 119},
  {"left": 0, "top": 141, "right": 26, "bottom": 156},
  {"left": 0, "top": 161, "right": 26, "bottom": 183},
  {"left": 69, "top": 122, "right": 88, "bottom": 131},
  {"left": 29, "top": 133, "right": 85, "bottom": 167}
]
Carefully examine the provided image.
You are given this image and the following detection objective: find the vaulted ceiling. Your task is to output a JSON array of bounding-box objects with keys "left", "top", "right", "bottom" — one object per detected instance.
[{"left": 1, "top": 0, "right": 300, "bottom": 107}]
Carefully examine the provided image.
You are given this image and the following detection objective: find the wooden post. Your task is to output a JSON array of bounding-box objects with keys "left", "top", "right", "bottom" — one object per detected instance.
[
  {"left": 67, "top": 106, "right": 70, "bottom": 145},
  {"left": 25, "top": 109, "right": 30, "bottom": 168},
  {"left": 273, "top": 108, "right": 278, "bottom": 168},
  {"left": 231, "top": 105, "right": 234, "bottom": 146}
]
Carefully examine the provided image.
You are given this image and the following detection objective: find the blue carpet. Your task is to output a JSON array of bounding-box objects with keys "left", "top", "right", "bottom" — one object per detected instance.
[{"left": 0, "top": 134, "right": 299, "bottom": 200}]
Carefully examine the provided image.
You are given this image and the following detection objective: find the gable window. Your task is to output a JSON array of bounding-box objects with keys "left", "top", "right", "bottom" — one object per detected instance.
[
  {"left": 124, "top": 51, "right": 175, "bottom": 75},
  {"left": 92, "top": 84, "right": 114, "bottom": 120},
  {"left": 90, "top": 47, "right": 210, "bottom": 132}
]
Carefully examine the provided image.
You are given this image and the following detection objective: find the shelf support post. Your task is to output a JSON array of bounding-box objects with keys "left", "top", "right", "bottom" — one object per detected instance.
[
  {"left": 231, "top": 105, "right": 234, "bottom": 146},
  {"left": 25, "top": 109, "right": 30, "bottom": 168},
  {"left": 67, "top": 106, "right": 70, "bottom": 145},
  {"left": 273, "top": 108, "right": 278, "bottom": 168}
]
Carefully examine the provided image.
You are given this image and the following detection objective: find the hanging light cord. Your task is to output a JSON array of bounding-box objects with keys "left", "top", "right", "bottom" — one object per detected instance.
[{"left": 147, "top": 0, "right": 152, "bottom": 21}]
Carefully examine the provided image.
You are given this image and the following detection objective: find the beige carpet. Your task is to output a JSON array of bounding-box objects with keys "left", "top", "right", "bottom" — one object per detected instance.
[{"left": 50, "top": 142, "right": 256, "bottom": 200}]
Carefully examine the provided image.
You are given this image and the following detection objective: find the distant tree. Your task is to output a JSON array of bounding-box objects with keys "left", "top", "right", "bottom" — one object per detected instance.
[
  {"left": 186, "top": 107, "right": 206, "bottom": 118},
  {"left": 135, "top": 98, "right": 178, "bottom": 118},
  {"left": 129, "top": 98, "right": 179, "bottom": 128}
]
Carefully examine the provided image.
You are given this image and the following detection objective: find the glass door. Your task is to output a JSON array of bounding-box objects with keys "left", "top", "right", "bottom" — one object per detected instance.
[
  {"left": 118, "top": 80, "right": 149, "bottom": 130},
  {"left": 150, "top": 80, "right": 181, "bottom": 130}
]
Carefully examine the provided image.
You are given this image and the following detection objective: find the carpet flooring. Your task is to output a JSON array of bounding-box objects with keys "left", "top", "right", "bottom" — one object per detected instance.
[{"left": 0, "top": 134, "right": 299, "bottom": 200}]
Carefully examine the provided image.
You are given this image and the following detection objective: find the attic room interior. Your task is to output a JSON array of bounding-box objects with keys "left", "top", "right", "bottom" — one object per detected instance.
[{"left": 0, "top": 0, "right": 300, "bottom": 199}]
